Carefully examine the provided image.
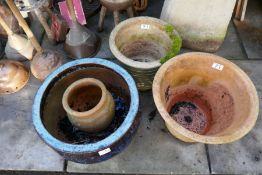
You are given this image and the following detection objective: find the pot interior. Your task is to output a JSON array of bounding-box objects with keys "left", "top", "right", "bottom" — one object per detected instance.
[
  {"left": 41, "top": 64, "right": 131, "bottom": 144},
  {"left": 160, "top": 54, "right": 255, "bottom": 136},
  {"left": 115, "top": 20, "right": 172, "bottom": 63},
  {"left": 67, "top": 84, "right": 102, "bottom": 112}
]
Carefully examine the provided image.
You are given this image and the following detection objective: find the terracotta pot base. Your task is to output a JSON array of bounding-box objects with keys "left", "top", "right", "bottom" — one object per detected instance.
[
  {"left": 166, "top": 83, "right": 234, "bottom": 135},
  {"left": 169, "top": 101, "right": 210, "bottom": 135}
]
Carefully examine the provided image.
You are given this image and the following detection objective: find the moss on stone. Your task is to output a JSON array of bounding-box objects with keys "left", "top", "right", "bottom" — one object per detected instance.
[{"left": 160, "top": 24, "right": 182, "bottom": 64}]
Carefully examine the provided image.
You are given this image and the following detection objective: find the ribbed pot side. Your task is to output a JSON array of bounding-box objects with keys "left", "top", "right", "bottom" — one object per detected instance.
[{"left": 110, "top": 16, "right": 180, "bottom": 91}]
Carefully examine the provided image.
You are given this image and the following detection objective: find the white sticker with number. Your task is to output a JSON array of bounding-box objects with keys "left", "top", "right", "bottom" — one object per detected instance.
[
  {"left": 212, "top": 63, "right": 224, "bottom": 71},
  {"left": 98, "top": 148, "right": 111, "bottom": 156},
  {"left": 141, "top": 24, "right": 150, "bottom": 30}
]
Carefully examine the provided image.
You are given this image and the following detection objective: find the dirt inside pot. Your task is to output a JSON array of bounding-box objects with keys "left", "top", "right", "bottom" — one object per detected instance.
[
  {"left": 169, "top": 101, "right": 210, "bottom": 134},
  {"left": 120, "top": 39, "right": 167, "bottom": 62},
  {"left": 41, "top": 65, "right": 131, "bottom": 144},
  {"left": 166, "top": 83, "right": 234, "bottom": 135},
  {"left": 58, "top": 92, "right": 128, "bottom": 144},
  {"left": 68, "top": 85, "right": 102, "bottom": 112}
]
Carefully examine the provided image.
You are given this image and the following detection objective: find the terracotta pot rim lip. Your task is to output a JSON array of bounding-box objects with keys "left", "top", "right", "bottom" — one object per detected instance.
[
  {"left": 152, "top": 52, "right": 259, "bottom": 144},
  {"left": 110, "top": 16, "right": 176, "bottom": 69},
  {"left": 62, "top": 78, "right": 107, "bottom": 117},
  {"left": 32, "top": 58, "right": 139, "bottom": 153},
  {"left": 0, "top": 60, "right": 30, "bottom": 95}
]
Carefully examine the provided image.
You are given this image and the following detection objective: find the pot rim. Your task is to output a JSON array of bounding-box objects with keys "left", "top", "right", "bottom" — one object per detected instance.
[
  {"left": 152, "top": 52, "right": 259, "bottom": 144},
  {"left": 109, "top": 16, "right": 175, "bottom": 70},
  {"left": 32, "top": 58, "right": 139, "bottom": 153},
  {"left": 62, "top": 78, "right": 108, "bottom": 117}
]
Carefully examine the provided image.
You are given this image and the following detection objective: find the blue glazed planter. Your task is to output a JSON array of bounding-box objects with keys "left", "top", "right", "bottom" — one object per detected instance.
[{"left": 32, "top": 58, "right": 140, "bottom": 164}]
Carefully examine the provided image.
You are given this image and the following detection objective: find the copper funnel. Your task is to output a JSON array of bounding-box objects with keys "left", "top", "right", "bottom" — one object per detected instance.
[
  {"left": 0, "top": 60, "right": 30, "bottom": 94},
  {"left": 64, "top": 0, "right": 100, "bottom": 59},
  {"left": 65, "top": 22, "right": 100, "bottom": 59}
]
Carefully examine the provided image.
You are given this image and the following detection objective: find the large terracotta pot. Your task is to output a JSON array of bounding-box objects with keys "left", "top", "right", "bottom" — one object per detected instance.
[
  {"left": 153, "top": 52, "right": 259, "bottom": 144},
  {"left": 110, "top": 16, "right": 181, "bottom": 91},
  {"left": 62, "top": 78, "right": 115, "bottom": 132}
]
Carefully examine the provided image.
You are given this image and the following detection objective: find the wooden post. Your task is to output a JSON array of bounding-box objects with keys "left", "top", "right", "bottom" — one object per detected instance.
[
  {"left": 0, "top": 15, "right": 13, "bottom": 36},
  {"left": 6, "top": 0, "right": 43, "bottom": 53}
]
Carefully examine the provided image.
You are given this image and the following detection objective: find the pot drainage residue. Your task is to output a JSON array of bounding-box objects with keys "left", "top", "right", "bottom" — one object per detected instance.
[
  {"left": 120, "top": 39, "right": 166, "bottom": 62},
  {"left": 58, "top": 93, "right": 128, "bottom": 144},
  {"left": 169, "top": 101, "right": 209, "bottom": 134},
  {"left": 167, "top": 83, "right": 235, "bottom": 135}
]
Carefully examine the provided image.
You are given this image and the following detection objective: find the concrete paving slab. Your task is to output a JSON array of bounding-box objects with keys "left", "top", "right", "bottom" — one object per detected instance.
[
  {"left": 216, "top": 22, "right": 247, "bottom": 59},
  {"left": 0, "top": 75, "right": 65, "bottom": 171},
  {"left": 67, "top": 92, "right": 209, "bottom": 174},
  {"left": 234, "top": 0, "right": 262, "bottom": 59},
  {"left": 234, "top": 20, "right": 262, "bottom": 59},
  {"left": 208, "top": 60, "right": 262, "bottom": 174}
]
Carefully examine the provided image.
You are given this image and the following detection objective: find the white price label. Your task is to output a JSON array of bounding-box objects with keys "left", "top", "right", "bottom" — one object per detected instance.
[
  {"left": 212, "top": 63, "right": 224, "bottom": 71},
  {"left": 98, "top": 148, "right": 111, "bottom": 156},
  {"left": 141, "top": 24, "right": 150, "bottom": 30}
]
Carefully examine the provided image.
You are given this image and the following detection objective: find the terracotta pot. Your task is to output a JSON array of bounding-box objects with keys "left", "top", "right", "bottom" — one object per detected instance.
[
  {"left": 153, "top": 52, "right": 259, "bottom": 144},
  {"left": 0, "top": 60, "right": 30, "bottom": 94},
  {"left": 110, "top": 16, "right": 181, "bottom": 91},
  {"left": 62, "top": 78, "right": 115, "bottom": 132},
  {"left": 32, "top": 58, "right": 140, "bottom": 163}
]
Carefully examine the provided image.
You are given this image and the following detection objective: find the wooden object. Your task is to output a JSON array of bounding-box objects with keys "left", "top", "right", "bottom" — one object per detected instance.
[
  {"left": 133, "top": 0, "right": 148, "bottom": 11},
  {"left": 98, "top": 0, "right": 134, "bottom": 32},
  {"left": 0, "top": 14, "right": 34, "bottom": 60},
  {"left": 6, "top": 0, "right": 43, "bottom": 53},
  {"left": 234, "top": 0, "right": 248, "bottom": 21}
]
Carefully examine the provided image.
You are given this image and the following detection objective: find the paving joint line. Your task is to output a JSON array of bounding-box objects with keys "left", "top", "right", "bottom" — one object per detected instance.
[
  {"left": 205, "top": 144, "right": 212, "bottom": 174},
  {"left": 63, "top": 160, "right": 68, "bottom": 172}
]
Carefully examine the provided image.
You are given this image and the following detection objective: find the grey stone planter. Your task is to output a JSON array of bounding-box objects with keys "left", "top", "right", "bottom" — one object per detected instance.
[{"left": 161, "top": 0, "right": 236, "bottom": 52}]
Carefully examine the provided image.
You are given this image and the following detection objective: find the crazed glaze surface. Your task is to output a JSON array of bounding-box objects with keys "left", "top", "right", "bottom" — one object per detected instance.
[{"left": 32, "top": 58, "right": 140, "bottom": 163}]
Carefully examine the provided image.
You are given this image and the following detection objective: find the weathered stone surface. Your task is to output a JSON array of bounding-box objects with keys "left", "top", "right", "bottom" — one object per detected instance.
[
  {"left": 208, "top": 60, "right": 262, "bottom": 174},
  {"left": 160, "top": 0, "right": 236, "bottom": 52},
  {"left": 67, "top": 92, "right": 209, "bottom": 174},
  {"left": 181, "top": 22, "right": 247, "bottom": 60}
]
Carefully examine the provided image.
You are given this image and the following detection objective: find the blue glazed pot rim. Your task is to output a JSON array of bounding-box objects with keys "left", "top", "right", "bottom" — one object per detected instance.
[{"left": 32, "top": 58, "right": 139, "bottom": 153}]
